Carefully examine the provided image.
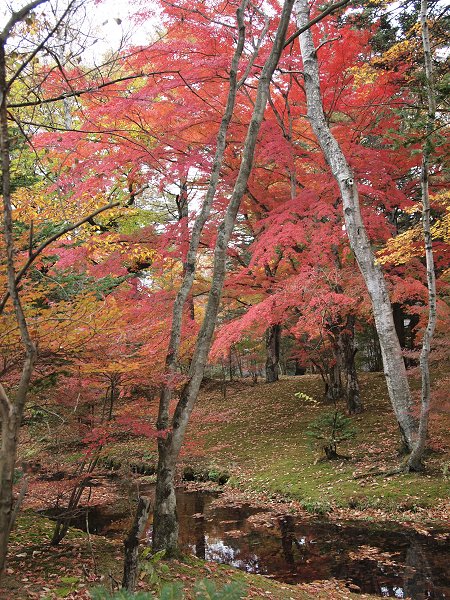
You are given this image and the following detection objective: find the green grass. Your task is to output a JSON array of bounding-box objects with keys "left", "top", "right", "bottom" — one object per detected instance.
[{"left": 189, "top": 374, "right": 450, "bottom": 520}]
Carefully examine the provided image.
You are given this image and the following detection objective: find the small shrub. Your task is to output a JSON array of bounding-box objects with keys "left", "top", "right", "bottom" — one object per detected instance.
[
  {"left": 140, "top": 548, "right": 167, "bottom": 586},
  {"left": 90, "top": 584, "right": 182, "bottom": 600},
  {"left": 306, "top": 410, "right": 356, "bottom": 460}
]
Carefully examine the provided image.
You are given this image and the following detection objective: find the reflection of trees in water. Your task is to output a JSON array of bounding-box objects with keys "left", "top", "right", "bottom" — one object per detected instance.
[
  {"left": 172, "top": 490, "right": 449, "bottom": 597},
  {"left": 403, "top": 538, "right": 434, "bottom": 599},
  {"left": 205, "top": 537, "right": 260, "bottom": 572},
  {"left": 192, "top": 493, "right": 206, "bottom": 560},
  {"left": 280, "top": 516, "right": 309, "bottom": 570}
]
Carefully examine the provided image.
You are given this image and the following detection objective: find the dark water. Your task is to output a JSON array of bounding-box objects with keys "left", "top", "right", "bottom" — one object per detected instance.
[{"left": 54, "top": 487, "right": 450, "bottom": 599}]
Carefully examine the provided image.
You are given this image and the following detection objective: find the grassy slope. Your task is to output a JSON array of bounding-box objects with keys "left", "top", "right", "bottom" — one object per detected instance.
[{"left": 188, "top": 374, "right": 449, "bottom": 520}]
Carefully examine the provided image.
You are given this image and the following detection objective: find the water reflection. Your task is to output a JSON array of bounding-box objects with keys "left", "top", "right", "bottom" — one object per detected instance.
[
  {"left": 58, "top": 486, "right": 450, "bottom": 599},
  {"left": 175, "top": 489, "right": 449, "bottom": 599}
]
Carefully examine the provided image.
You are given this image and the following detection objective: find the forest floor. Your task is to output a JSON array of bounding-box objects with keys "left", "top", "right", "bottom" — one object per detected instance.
[{"left": 2, "top": 372, "right": 449, "bottom": 599}]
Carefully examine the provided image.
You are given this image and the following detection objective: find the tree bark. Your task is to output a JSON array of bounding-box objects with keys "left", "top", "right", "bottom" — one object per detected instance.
[
  {"left": 265, "top": 323, "right": 281, "bottom": 383},
  {"left": 156, "top": 0, "right": 251, "bottom": 452},
  {"left": 152, "top": 437, "right": 179, "bottom": 555},
  {"left": 122, "top": 496, "right": 151, "bottom": 592},
  {"left": 341, "top": 315, "right": 362, "bottom": 414},
  {"left": 295, "top": 0, "right": 416, "bottom": 450},
  {"left": 152, "top": 0, "right": 295, "bottom": 554},
  {"left": 406, "top": 0, "right": 437, "bottom": 471},
  {"left": 0, "top": 31, "right": 37, "bottom": 575}
]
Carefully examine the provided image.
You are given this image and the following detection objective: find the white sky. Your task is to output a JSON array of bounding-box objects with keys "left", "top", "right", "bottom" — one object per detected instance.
[
  {"left": 84, "top": 0, "right": 160, "bottom": 59},
  {"left": 1, "top": 0, "right": 159, "bottom": 61}
]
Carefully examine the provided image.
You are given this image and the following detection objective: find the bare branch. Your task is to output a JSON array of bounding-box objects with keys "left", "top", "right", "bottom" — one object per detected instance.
[
  {"left": 237, "top": 11, "right": 270, "bottom": 88},
  {"left": 8, "top": 72, "right": 156, "bottom": 108},
  {"left": 0, "top": 0, "right": 49, "bottom": 42},
  {"left": 7, "top": 0, "right": 79, "bottom": 92}
]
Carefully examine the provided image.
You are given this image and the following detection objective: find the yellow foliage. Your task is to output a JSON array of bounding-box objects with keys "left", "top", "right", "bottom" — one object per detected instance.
[
  {"left": 12, "top": 184, "right": 114, "bottom": 230},
  {"left": 348, "top": 64, "right": 379, "bottom": 86},
  {"left": 379, "top": 191, "right": 450, "bottom": 265}
]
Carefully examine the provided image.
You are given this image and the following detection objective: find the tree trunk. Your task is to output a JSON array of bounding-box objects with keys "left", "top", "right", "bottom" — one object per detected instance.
[
  {"left": 325, "top": 340, "right": 344, "bottom": 403},
  {"left": 228, "top": 347, "right": 233, "bottom": 381},
  {"left": 156, "top": 0, "right": 251, "bottom": 443},
  {"left": 0, "top": 412, "right": 20, "bottom": 573},
  {"left": 152, "top": 436, "right": 179, "bottom": 555},
  {"left": 406, "top": 0, "right": 437, "bottom": 471},
  {"left": 122, "top": 496, "right": 151, "bottom": 592},
  {"left": 152, "top": 0, "right": 295, "bottom": 554},
  {"left": 294, "top": 359, "right": 306, "bottom": 375},
  {"left": 176, "top": 178, "right": 195, "bottom": 321},
  {"left": 295, "top": 0, "right": 416, "bottom": 451},
  {"left": 1, "top": 29, "right": 37, "bottom": 575},
  {"left": 341, "top": 316, "right": 362, "bottom": 414},
  {"left": 265, "top": 323, "right": 281, "bottom": 383},
  {"left": 345, "top": 349, "right": 361, "bottom": 414}
]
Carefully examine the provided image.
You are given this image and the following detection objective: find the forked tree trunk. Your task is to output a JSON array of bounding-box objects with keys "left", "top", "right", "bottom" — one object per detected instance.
[
  {"left": 295, "top": 0, "right": 416, "bottom": 450},
  {"left": 152, "top": 0, "right": 295, "bottom": 555},
  {"left": 406, "top": 0, "right": 437, "bottom": 471},
  {"left": 265, "top": 323, "right": 281, "bottom": 383},
  {"left": 153, "top": 0, "right": 251, "bottom": 555},
  {"left": 155, "top": 0, "right": 251, "bottom": 454}
]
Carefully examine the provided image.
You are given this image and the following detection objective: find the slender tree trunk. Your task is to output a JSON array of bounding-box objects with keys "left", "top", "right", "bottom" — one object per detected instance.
[
  {"left": 0, "top": 411, "right": 21, "bottom": 573},
  {"left": 228, "top": 347, "right": 233, "bottom": 381},
  {"left": 107, "top": 379, "right": 117, "bottom": 421},
  {"left": 407, "top": 0, "right": 437, "bottom": 471},
  {"left": 152, "top": 437, "right": 179, "bottom": 555},
  {"left": 265, "top": 323, "right": 281, "bottom": 383},
  {"left": 294, "top": 0, "right": 416, "bottom": 450},
  {"left": 156, "top": 0, "right": 251, "bottom": 442},
  {"left": 325, "top": 331, "right": 344, "bottom": 403},
  {"left": 153, "top": 0, "right": 251, "bottom": 555},
  {"left": 175, "top": 178, "right": 195, "bottom": 320},
  {"left": 236, "top": 348, "right": 244, "bottom": 378},
  {"left": 0, "top": 31, "right": 37, "bottom": 575},
  {"left": 341, "top": 315, "right": 362, "bottom": 414},
  {"left": 152, "top": 0, "right": 295, "bottom": 554},
  {"left": 122, "top": 496, "right": 151, "bottom": 592}
]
